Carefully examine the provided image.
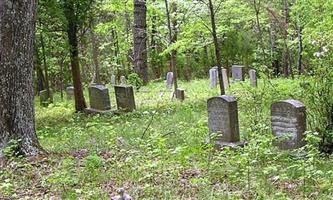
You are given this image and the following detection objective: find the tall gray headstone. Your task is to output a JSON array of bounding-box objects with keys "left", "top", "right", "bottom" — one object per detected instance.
[
  {"left": 209, "top": 67, "right": 218, "bottom": 89},
  {"left": 232, "top": 65, "right": 245, "bottom": 81},
  {"left": 271, "top": 100, "right": 306, "bottom": 150},
  {"left": 120, "top": 76, "right": 127, "bottom": 85},
  {"left": 66, "top": 86, "right": 74, "bottom": 100},
  {"left": 166, "top": 72, "right": 174, "bottom": 89},
  {"left": 88, "top": 84, "right": 111, "bottom": 111},
  {"left": 207, "top": 95, "right": 243, "bottom": 147},
  {"left": 111, "top": 74, "right": 116, "bottom": 86},
  {"left": 249, "top": 69, "right": 257, "bottom": 87},
  {"left": 222, "top": 68, "right": 229, "bottom": 90},
  {"left": 114, "top": 85, "right": 136, "bottom": 112}
]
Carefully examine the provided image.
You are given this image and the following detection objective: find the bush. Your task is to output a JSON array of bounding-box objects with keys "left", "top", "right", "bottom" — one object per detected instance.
[{"left": 128, "top": 73, "right": 144, "bottom": 90}]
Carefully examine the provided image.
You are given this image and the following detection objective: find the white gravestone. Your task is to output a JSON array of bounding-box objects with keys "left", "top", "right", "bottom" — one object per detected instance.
[{"left": 166, "top": 72, "right": 174, "bottom": 89}]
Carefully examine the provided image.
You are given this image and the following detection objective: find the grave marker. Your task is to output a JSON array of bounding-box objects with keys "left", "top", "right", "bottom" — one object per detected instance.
[
  {"left": 207, "top": 95, "right": 244, "bottom": 147},
  {"left": 120, "top": 76, "right": 127, "bottom": 85},
  {"left": 115, "top": 85, "right": 136, "bottom": 112},
  {"left": 166, "top": 72, "right": 174, "bottom": 89},
  {"left": 222, "top": 68, "right": 229, "bottom": 90},
  {"left": 232, "top": 65, "right": 245, "bottom": 81},
  {"left": 111, "top": 74, "right": 116, "bottom": 86},
  {"left": 66, "top": 86, "right": 74, "bottom": 100},
  {"left": 88, "top": 84, "right": 111, "bottom": 112},
  {"left": 209, "top": 67, "right": 218, "bottom": 89},
  {"left": 175, "top": 88, "right": 185, "bottom": 101},
  {"left": 271, "top": 100, "right": 306, "bottom": 150},
  {"left": 249, "top": 69, "right": 257, "bottom": 87}
]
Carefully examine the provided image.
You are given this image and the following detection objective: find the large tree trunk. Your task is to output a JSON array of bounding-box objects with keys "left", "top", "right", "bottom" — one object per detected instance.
[
  {"left": 0, "top": 0, "right": 42, "bottom": 156},
  {"left": 64, "top": 1, "right": 87, "bottom": 112},
  {"left": 133, "top": 0, "right": 148, "bottom": 84},
  {"left": 208, "top": 0, "right": 225, "bottom": 95}
]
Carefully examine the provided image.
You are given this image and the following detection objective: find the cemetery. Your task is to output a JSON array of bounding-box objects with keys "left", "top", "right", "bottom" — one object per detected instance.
[{"left": 1, "top": 0, "right": 333, "bottom": 199}]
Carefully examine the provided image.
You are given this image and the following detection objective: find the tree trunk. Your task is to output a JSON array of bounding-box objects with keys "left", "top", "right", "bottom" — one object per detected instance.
[
  {"left": 91, "top": 27, "right": 101, "bottom": 84},
  {"left": 270, "top": 18, "right": 280, "bottom": 77},
  {"left": 297, "top": 15, "right": 303, "bottom": 75},
  {"left": 171, "top": 2, "right": 178, "bottom": 91},
  {"left": 35, "top": 45, "right": 46, "bottom": 94},
  {"left": 39, "top": 25, "right": 53, "bottom": 102},
  {"left": 253, "top": 0, "right": 266, "bottom": 61},
  {"left": 133, "top": 0, "right": 148, "bottom": 84},
  {"left": 208, "top": 0, "right": 225, "bottom": 95},
  {"left": 64, "top": 1, "right": 87, "bottom": 112},
  {"left": 0, "top": 0, "right": 42, "bottom": 156},
  {"left": 151, "top": 0, "right": 161, "bottom": 79},
  {"left": 283, "top": 0, "right": 291, "bottom": 77}
]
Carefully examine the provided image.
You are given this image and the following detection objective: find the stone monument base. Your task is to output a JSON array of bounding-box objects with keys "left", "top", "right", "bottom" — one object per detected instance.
[
  {"left": 215, "top": 141, "right": 247, "bottom": 149},
  {"left": 84, "top": 108, "right": 112, "bottom": 115}
]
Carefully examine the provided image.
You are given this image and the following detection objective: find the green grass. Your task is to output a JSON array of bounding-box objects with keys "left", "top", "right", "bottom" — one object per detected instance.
[{"left": 1, "top": 78, "right": 333, "bottom": 199}]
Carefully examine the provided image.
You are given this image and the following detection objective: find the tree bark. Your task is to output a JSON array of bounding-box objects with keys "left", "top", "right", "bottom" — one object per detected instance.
[
  {"left": 253, "top": 0, "right": 266, "bottom": 61},
  {"left": 39, "top": 24, "right": 53, "bottom": 102},
  {"left": 171, "top": 2, "right": 178, "bottom": 91},
  {"left": 296, "top": 15, "right": 303, "bottom": 75},
  {"left": 64, "top": 1, "right": 87, "bottom": 112},
  {"left": 91, "top": 27, "right": 101, "bottom": 84},
  {"left": 133, "top": 0, "right": 148, "bottom": 84},
  {"left": 0, "top": 0, "right": 42, "bottom": 156},
  {"left": 35, "top": 45, "right": 46, "bottom": 94},
  {"left": 208, "top": 0, "right": 225, "bottom": 95}
]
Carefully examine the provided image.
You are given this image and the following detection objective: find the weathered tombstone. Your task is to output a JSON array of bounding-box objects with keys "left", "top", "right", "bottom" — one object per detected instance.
[
  {"left": 175, "top": 88, "right": 185, "bottom": 101},
  {"left": 222, "top": 68, "right": 229, "bottom": 90},
  {"left": 87, "top": 84, "right": 111, "bottom": 112},
  {"left": 111, "top": 74, "right": 116, "bottom": 86},
  {"left": 40, "top": 90, "right": 49, "bottom": 107},
  {"left": 66, "top": 86, "right": 74, "bottom": 100},
  {"left": 207, "top": 95, "right": 244, "bottom": 148},
  {"left": 249, "top": 69, "right": 257, "bottom": 87},
  {"left": 232, "top": 65, "right": 245, "bottom": 81},
  {"left": 209, "top": 67, "right": 218, "bottom": 89},
  {"left": 114, "top": 85, "right": 136, "bottom": 112},
  {"left": 166, "top": 72, "right": 174, "bottom": 89},
  {"left": 271, "top": 100, "right": 306, "bottom": 150},
  {"left": 120, "top": 76, "right": 127, "bottom": 85}
]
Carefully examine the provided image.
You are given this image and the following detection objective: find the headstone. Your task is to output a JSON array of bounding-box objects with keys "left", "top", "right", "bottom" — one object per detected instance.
[
  {"left": 222, "top": 68, "right": 229, "bottom": 90},
  {"left": 232, "top": 65, "right": 245, "bottom": 81},
  {"left": 111, "top": 74, "right": 116, "bottom": 86},
  {"left": 66, "top": 86, "right": 74, "bottom": 100},
  {"left": 249, "top": 69, "right": 257, "bottom": 87},
  {"left": 175, "top": 88, "right": 185, "bottom": 101},
  {"left": 88, "top": 84, "right": 111, "bottom": 111},
  {"left": 114, "top": 85, "right": 136, "bottom": 112},
  {"left": 166, "top": 72, "right": 174, "bottom": 89},
  {"left": 120, "top": 76, "right": 127, "bottom": 85},
  {"left": 40, "top": 90, "right": 49, "bottom": 107},
  {"left": 271, "top": 100, "right": 306, "bottom": 150},
  {"left": 209, "top": 67, "right": 218, "bottom": 89},
  {"left": 207, "top": 95, "right": 244, "bottom": 147}
]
